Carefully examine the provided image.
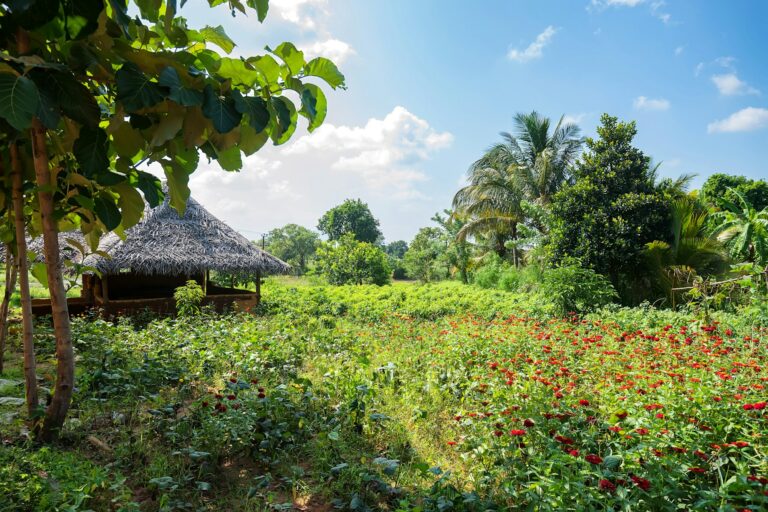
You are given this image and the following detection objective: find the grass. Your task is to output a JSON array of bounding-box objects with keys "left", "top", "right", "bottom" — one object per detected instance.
[{"left": 0, "top": 279, "right": 766, "bottom": 511}]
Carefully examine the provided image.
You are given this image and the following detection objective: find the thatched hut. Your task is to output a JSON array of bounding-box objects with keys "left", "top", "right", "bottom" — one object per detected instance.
[{"left": 27, "top": 193, "right": 289, "bottom": 317}]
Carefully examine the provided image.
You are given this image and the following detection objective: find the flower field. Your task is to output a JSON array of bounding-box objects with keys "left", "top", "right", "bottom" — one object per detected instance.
[{"left": 1, "top": 281, "right": 767, "bottom": 511}]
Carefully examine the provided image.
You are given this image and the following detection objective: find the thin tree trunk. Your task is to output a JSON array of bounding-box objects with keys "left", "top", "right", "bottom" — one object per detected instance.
[
  {"left": 1, "top": 244, "right": 18, "bottom": 374},
  {"left": 10, "top": 142, "right": 39, "bottom": 421},
  {"left": 31, "top": 119, "right": 74, "bottom": 442}
]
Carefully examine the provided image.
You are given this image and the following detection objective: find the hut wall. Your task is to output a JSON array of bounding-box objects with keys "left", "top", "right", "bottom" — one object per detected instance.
[{"left": 99, "top": 272, "right": 205, "bottom": 300}]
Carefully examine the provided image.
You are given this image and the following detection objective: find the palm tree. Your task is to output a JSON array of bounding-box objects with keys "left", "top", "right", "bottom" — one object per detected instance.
[
  {"left": 452, "top": 112, "right": 583, "bottom": 264},
  {"left": 644, "top": 197, "right": 730, "bottom": 307},
  {"left": 711, "top": 188, "right": 768, "bottom": 265}
]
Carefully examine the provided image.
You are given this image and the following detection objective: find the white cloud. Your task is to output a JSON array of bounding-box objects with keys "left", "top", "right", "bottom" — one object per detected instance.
[
  {"left": 650, "top": 1, "right": 671, "bottom": 23},
  {"left": 270, "top": 0, "right": 327, "bottom": 29},
  {"left": 711, "top": 73, "right": 760, "bottom": 96},
  {"left": 714, "top": 56, "right": 736, "bottom": 70},
  {"left": 144, "top": 107, "right": 452, "bottom": 242},
  {"left": 633, "top": 96, "right": 670, "bottom": 111},
  {"left": 707, "top": 107, "right": 768, "bottom": 133},
  {"left": 303, "top": 38, "right": 355, "bottom": 64},
  {"left": 507, "top": 26, "right": 558, "bottom": 63},
  {"left": 287, "top": 106, "right": 452, "bottom": 199},
  {"left": 591, "top": 0, "right": 646, "bottom": 6},
  {"left": 674, "top": 46, "right": 684, "bottom": 56}
]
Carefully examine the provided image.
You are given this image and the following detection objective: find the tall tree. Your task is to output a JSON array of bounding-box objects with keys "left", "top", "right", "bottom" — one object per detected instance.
[
  {"left": 317, "top": 199, "right": 383, "bottom": 244},
  {"left": 702, "top": 173, "right": 768, "bottom": 212},
  {"left": 0, "top": 0, "right": 344, "bottom": 440},
  {"left": 453, "top": 112, "right": 582, "bottom": 263},
  {"left": 548, "top": 114, "right": 670, "bottom": 291},
  {"left": 711, "top": 188, "right": 768, "bottom": 265},
  {"left": 403, "top": 227, "right": 446, "bottom": 282},
  {"left": 264, "top": 224, "right": 319, "bottom": 275}
]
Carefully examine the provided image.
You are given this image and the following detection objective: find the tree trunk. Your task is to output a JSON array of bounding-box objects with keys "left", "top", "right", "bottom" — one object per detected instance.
[
  {"left": 0, "top": 244, "right": 18, "bottom": 374},
  {"left": 10, "top": 142, "right": 39, "bottom": 422},
  {"left": 30, "top": 119, "right": 74, "bottom": 442}
]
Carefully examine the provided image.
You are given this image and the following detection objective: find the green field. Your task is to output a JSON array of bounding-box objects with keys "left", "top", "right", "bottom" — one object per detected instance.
[{"left": 1, "top": 280, "right": 766, "bottom": 511}]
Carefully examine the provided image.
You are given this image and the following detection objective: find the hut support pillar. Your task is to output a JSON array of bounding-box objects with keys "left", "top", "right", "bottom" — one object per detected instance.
[
  {"left": 255, "top": 271, "right": 261, "bottom": 304},
  {"left": 203, "top": 270, "right": 209, "bottom": 295},
  {"left": 101, "top": 276, "right": 109, "bottom": 310}
]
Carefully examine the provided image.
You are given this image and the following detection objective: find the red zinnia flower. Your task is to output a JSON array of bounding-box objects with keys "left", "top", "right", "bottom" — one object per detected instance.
[
  {"left": 509, "top": 429, "right": 526, "bottom": 436},
  {"left": 630, "top": 475, "right": 651, "bottom": 491},
  {"left": 599, "top": 479, "right": 616, "bottom": 492},
  {"left": 585, "top": 454, "right": 603, "bottom": 464},
  {"left": 579, "top": 399, "right": 590, "bottom": 406}
]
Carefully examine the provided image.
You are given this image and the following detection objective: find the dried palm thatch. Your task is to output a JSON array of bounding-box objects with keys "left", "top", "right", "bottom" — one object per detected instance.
[{"left": 11, "top": 194, "right": 290, "bottom": 277}]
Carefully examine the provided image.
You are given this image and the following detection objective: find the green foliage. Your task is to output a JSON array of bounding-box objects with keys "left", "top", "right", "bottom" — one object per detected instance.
[
  {"left": 403, "top": 227, "right": 447, "bottom": 282},
  {"left": 548, "top": 114, "right": 671, "bottom": 293},
  {"left": 0, "top": 446, "right": 135, "bottom": 511},
  {"left": 711, "top": 188, "right": 768, "bottom": 265},
  {"left": 264, "top": 223, "right": 319, "bottom": 275},
  {"left": 317, "top": 199, "right": 383, "bottom": 244},
  {"left": 539, "top": 259, "right": 618, "bottom": 315},
  {"left": 316, "top": 234, "right": 391, "bottom": 286},
  {"left": 702, "top": 173, "right": 768, "bottom": 212},
  {"left": 174, "top": 280, "right": 205, "bottom": 317},
  {"left": 0, "top": 0, "right": 345, "bottom": 242}
]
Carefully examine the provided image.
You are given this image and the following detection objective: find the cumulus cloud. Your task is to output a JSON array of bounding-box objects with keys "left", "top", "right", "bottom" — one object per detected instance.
[
  {"left": 591, "top": 0, "right": 646, "bottom": 6},
  {"left": 562, "top": 113, "right": 587, "bottom": 125},
  {"left": 270, "top": 0, "right": 327, "bottom": 29},
  {"left": 707, "top": 107, "right": 768, "bottom": 133},
  {"left": 303, "top": 38, "right": 356, "bottom": 64},
  {"left": 674, "top": 46, "right": 684, "bottom": 56},
  {"left": 590, "top": 0, "right": 671, "bottom": 23},
  {"left": 147, "top": 107, "right": 453, "bottom": 241},
  {"left": 287, "top": 106, "right": 453, "bottom": 199},
  {"left": 507, "top": 26, "right": 558, "bottom": 63},
  {"left": 633, "top": 96, "right": 670, "bottom": 111},
  {"left": 711, "top": 73, "right": 760, "bottom": 96}
]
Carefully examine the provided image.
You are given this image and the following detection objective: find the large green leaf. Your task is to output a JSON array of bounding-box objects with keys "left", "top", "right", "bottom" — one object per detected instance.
[
  {"left": 73, "top": 127, "right": 109, "bottom": 178},
  {"left": 272, "top": 42, "right": 305, "bottom": 75},
  {"left": 150, "top": 108, "right": 185, "bottom": 146},
  {"left": 270, "top": 96, "right": 297, "bottom": 145},
  {"left": 217, "top": 58, "right": 260, "bottom": 87},
  {"left": 303, "top": 57, "right": 345, "bottom": 89},
  {"left": 215, "top": 145, "right": 242, "bottom": 171},
  {"left": 163, "top": 161, "right": 191, "bottom": 215},
  {"left": 239, "top": 123, "right": 269, "bottom": 155},
  {"left": 35, "top": 85, "right": 60, "bottom": 129},
  {"left": 249, "top": 0, "right": 269, "bottom": 22},
  {"left": 0, "top": 73, "right": 39, "bottom": 131},
  {"left": 232, "top": 90, "right": 269, "bottom": 132},
  {"left": 30, "top": 69, "right": 100, "bottom": 128},
  {"left": 300, "top": 83, "right": 327, "bottom": 132},
  {"left": 112, "top": 121, "right": 145, "bottom": 158},
  {"left": 116, "top": 62, "right": 167, "bottom": 112},
  {"left": 196, "top": 26, "right": 235, "bottom": 54},
  {"left": 202, "top": 85, "right": 242, "bottom": 133},
  {"left": 94, "top": 196, "right": 122, "bottom": 230},
  {"left": 114, "top": 183, "right": 145, "bottom": 228},
  {"left": 158, "top": 67, "right": 203, "bottom": 106},
  {"left": 135, "top": 170, "right": 163, "bottom": 207},
  {"left": 247, "top": 55, "right": 281, "bottom": 86}
]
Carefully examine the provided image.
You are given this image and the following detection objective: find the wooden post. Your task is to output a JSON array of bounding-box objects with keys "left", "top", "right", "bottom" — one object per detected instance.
[
  {"left": 101, "top": 276, "right": 109, "bottom": 305},
  {"left": 203, "top": 270, "right": 209, "bottom": 295},
  {"left": 255, "top": 270, "right": 261, "bottom": 304}
]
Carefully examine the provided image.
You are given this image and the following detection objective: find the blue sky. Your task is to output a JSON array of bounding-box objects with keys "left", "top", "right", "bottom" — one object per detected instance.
[{"left": 178, "top": 0, "right": 767, "bottom": 243}]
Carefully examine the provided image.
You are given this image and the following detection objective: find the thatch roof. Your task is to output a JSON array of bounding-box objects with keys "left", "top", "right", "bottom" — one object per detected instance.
[{"left": 15, "top": 194, "right": 290, "bottom": 277}]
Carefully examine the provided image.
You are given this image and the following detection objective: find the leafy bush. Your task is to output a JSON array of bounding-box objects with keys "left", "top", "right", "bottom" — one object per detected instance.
[
  {"left": 316, "top": 233, "right": 391, "bottom": 285},
  {"left": 174, "top": 280, "right": 204, "bottom": 316},
  {"left": 540, "top": 260, "right": 618, "bottom": 315}
]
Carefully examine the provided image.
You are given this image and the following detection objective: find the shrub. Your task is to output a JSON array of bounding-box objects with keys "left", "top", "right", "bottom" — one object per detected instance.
[
  {"left": 316, "top": 234, "right": 391, "bottom": 286},
  {"left": 174, "top": 280, "right": 205, "bottom": 316},
  {"left": 540, "top": 260, "right": 618, "bottom": 315}
]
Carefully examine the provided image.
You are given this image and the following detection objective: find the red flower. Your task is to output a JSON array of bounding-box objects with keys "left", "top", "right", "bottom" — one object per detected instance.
[
  {"left": 447, "top": 441, "right": 457, "bottom": 446},
  {"left": 585, "top": 454, "right": 603, "bottom": 464},
  {"left": 201, "top": 401, "right": 209, "bottom": 408},
  {"left": 493, "top": 430, "right": 504, "bottom": 437},
  {"left": 229, "top": 378, "right": 238, "bottom": 383},
  {"left": 713, "top": 396, "right": 722, "bottom": 402},
  {"left": 655, "top": 413, "right": 665, "bottom": 419},
  {"left": 579, "top": 399, "right": 590, "bottom": 406},
  {"left": 523, "top": 418, "right": 536, "bottom": 428},
  {"left": 688, "top": 467, "right": 707, "bottom": 474},
  {"left": 509, "top": 429, "right": 526, "bottom": 436},
  {"left": 568, "top": 449, "right": 579, "bottom": 457},
  {"left": 630, "top": 475, "right": 651, "bottom": 491},
  {"left": 227, "top": 394, "right": 236, "bottom": 400},
  {"left": 258, "top": 392, "right": 266, "bottom": 399},
  {"left": 599, "top": 479, "right": 616, "bottom": 492},
  {"left": 635, "top": 428, "right": 649, "bottom": 435}
]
